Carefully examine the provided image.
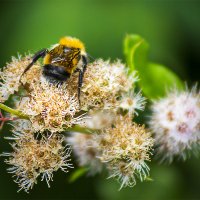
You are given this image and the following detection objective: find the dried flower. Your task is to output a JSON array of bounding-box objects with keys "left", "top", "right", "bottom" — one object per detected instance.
[
  {"left": 150, "top": 86, "right": 200, "bottom": 162},
  {"left": 80, "top": 59, "right": 137, "bottom": 110},
  {"left": 0, "top": 53, "right": 150, "bottom": 191},
  {"left": 0, "top": 55, "right": 32, "bottom": 102},
  {"left": 0, "top": 56, "right": 140, "bottom": 133},
  {"left": 16, "top": 80, "right": 83, "bottom": 133},
  {"left": 20, "top": 64, "right": 42, "bottom": 88},
  {"left": 69, "top": 115, "right": 153, "bottom": 188},
  {"left": 95, "top": 116, "right": 154, "bottom": 189},
  {"left": 67, "top": 115, "right": 153, "bottom": 188},
  {"left": 2, "top": 131, "right": 72, "bottom": 193}
]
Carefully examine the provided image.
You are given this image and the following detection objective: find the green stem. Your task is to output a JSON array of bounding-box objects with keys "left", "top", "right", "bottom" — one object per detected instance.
[
  {"left": 0, "top": 104, "right": 97, "bottom": 132},
  {"left": 65, "top": 125, "right": 97, "bottom": 134},
  {"left": 0, "top": 103, "right": 29, "bottom": 119}
]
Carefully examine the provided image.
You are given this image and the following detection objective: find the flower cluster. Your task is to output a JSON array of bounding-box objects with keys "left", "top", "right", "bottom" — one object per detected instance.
[
  {"left": 0, "top": 54, "right": 152, "bottom": 192},
  {"left": 16, "top": 81, "right": 81, "bottom": 133},
  {"left": 1, "top": 34, "right": 200, "bottom": 195},
  {"left": 0, "top": 55, "right": 31, "bottom": 102},
  {"left": 150, "top": 87, "right": 200, "bottom": 162},
  {"left": 2, "top": 120, "right": 72, "bottom": 192},
  {"left": 80, "top": 59, "right": 139, "bottom": 111},
  {"left": 68, "top": 116, "right": 154, "bottom": 189}
]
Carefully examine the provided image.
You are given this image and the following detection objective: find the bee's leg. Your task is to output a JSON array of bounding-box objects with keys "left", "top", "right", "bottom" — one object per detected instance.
[
  {"left": 78, "top": 69, "right": 84, "bottom": 105},
  {"left": 77, "top": 65, "right": 87, "bottom": 105},
  {"left": 75, "top": 55, "right": 87, "bottom": 104},
  {"left": 82, "top": 55, "right": 88, "bottom": 73},
  {"left": 21, "top": 49, "right": 48, "bottom": 77}
]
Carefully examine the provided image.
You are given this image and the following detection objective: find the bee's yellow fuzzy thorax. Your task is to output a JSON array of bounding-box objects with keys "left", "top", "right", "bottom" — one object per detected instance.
[{"left": 59, "top": 36, "right": 85, "bottom": 51}]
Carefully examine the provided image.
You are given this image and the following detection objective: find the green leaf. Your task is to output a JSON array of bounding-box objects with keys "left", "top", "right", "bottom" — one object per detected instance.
[
  {"left": 68, "top": 167, "right": 88, "bottom": 183},
  {"left": 123, "top": 34, "right": 149, "bottom": 73},
  {"left": 138, "top": 62, "right": 184, "bottom": 99},
  {"left": 123, "top": 34, "right": 184, "bottom": 99}
]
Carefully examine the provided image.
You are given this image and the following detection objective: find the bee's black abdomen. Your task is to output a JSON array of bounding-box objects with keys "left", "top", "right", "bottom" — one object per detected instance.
[{"left": 42, "top": 64, "right": 70, "bottom": 82}]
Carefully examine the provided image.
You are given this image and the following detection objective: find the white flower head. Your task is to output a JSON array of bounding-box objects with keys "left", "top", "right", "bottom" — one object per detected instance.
[
  {"left": 2, "top": 133, "right": 73, "bottom": 193},
  {"left": 66, "top": 132, "right": 103, "bottom": 175},
  {"left": 80, "top": 59, "right": 137, "bottom": 110},
  {"left": 119, "top": 90, "right": 146, "bottom": 116},
  {"left": 0, "top": 55, "right": 32, "bottom": 102},
  {"left": 16, "top": 81, "right": 83, "bottom": 133},
  {"left": 80, "top": 110, "right": 115, "bottom": 129},
  {"left": 150, "top": 86, "right": 200, "bottom": 162},
  {"left": 95, "top": 115, "right": 154, "bottom": 189}
]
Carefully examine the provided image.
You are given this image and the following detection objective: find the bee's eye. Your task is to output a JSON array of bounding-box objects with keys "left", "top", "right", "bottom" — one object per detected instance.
[{"left": 63, "top": 47, "right": 70, "bottom": 53}]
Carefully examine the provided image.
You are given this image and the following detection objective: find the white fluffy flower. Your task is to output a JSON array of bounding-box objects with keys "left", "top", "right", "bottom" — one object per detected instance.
[
  {"left": 119, "top": 91, "right": 146, "bottom": 116},
  {"left": 81, "top": 59, "right": 137, "bottom": 110},
  {"left": 66, "top": 132, "right": 103, "bottom": 175},
  {"left": 16, "top": 81, "right": 83, "bottom": 133},
  {"left": 2, "top": 133, "right": 73, "bottom": 193},
  {"left": 80, "top": 110, "right": 115, "bottom": 129},
  {"left": 150, "top": 86, "right": 200, "bottom": 162},
  {"left": 0, "top": 55, "right": 31, "bottom": 102},
  {"left": 95, "top": 115, "right": 154, "bottom": 189}
]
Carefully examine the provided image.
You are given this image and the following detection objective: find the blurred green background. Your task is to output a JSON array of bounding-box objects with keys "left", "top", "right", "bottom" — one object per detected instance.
[{"left": 0, "top": 0, "right": 200, "bottom": 199}]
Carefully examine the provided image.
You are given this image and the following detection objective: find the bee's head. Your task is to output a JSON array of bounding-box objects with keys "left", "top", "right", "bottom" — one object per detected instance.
[{"left": 59, "top": 36, "right": 86, "bottom": 53}]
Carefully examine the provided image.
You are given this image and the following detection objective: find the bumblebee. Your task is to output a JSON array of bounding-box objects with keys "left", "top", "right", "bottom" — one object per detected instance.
[{"left": 21, "top": 36, "right": 88, "bottom": 103}]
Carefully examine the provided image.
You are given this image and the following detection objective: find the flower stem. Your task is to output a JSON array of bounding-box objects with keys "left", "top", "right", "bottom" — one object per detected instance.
[
  {"left": 65, "top": 125, "right": 96, "bottom": 134},
  {"left": 0, "top": 103, "right": 29, "bottom": 119}
]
